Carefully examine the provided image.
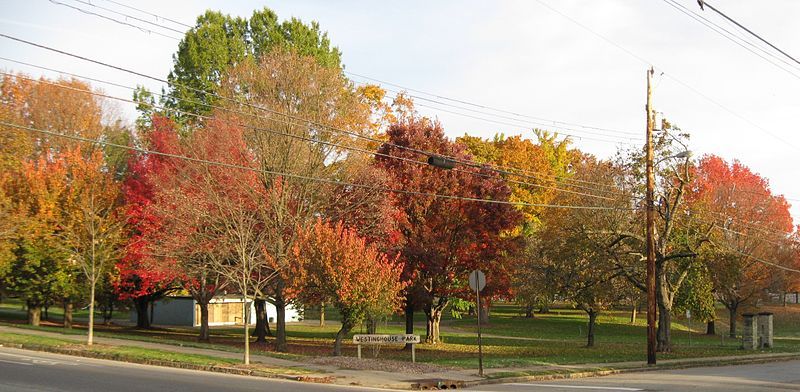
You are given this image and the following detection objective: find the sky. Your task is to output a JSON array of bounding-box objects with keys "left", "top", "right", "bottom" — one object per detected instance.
[{"left": 2, "top": 0, "right": 799, "bottom": 218}]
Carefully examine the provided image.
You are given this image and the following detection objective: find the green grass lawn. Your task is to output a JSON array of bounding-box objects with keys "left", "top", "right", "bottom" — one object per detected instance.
[
  {"left": 0, "top": 331, "right": 314, "bottom": 375},
  {"left": 3, "top": 299, "right": 799, "bottom": 370},
  {"left": 0, "top": 298, "right": 130, "bottom": 322},
  {"left": 0, "top": 331, "right": 240, "bottom": 366}
]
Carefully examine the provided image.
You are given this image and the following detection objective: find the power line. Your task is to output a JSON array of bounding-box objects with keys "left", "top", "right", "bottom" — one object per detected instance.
[
  {"left": 70, "top": 0, "right": 186, "bottom": 35},
  {"left": 0, "top": 33, "right": 631, "bottom": 194},
  {"left": 47, "top": 0, "right": 182, "bottom": 40},
  {"left": 0, "top": 68, "right": 619, "bottom": 201},
  {"left": 29, "top": 1, "right": 800, "bottom": 195},
  {"left": 38, "top": 1, "right": 641, "bottom": 145},
  {"left": 346, "top": 73, "right": 643, "bottom": 138},
  {"left": 18, "top": 2, "right": 653, "bottom": 180},
  {"left": 5, "top": 61, "right": 794, "bottom": 226},
  {"left": 3, "top": 73, "right": 794, "bottom": 248},
  {"left": 701, "top": 209, "right": 795, "bottom": 239},
  {"left": 38, "top": 1, "right": 642, "bottom": 146},
  {"left": 0, "top": 70, "right": 620, "bottom": 202},
  {"left": 532, "top": 0, "right": 800, "bottom": 152},
  {"left": 99, "top": 0, "right": 193, "bottom": 29},
  {"left": 395, "top": 96, "right": 639, "bottom": 145},
  {"left": 661, "top": 0, "right": 800, "bottom": 80},
  {"left": 47, "top": 0, "right": 646, "bottom": 143},
  {"left": 350, "top": 80, "right": 643, "bottom": 143},
  {"left": 716, "top": 242, "right": 800, "bottom": 274},
  {"left": 0, "top": 120, "right": 632, "bottom": 211},
  {"left": 697, "top": 0, "right": 800, "bottom": 67}
]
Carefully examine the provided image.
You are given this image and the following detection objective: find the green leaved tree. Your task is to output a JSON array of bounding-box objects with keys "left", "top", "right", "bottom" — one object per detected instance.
[{"left": 158, "top": 8, "right": 342, "bottom": 125}]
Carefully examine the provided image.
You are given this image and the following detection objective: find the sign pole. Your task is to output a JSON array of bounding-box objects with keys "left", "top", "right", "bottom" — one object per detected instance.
[
  {"left": 469, "top": 269, "right": 486, "bottom": 377},
  {"left": 476, "top": 284, "right": 484, "bottom": 377}
]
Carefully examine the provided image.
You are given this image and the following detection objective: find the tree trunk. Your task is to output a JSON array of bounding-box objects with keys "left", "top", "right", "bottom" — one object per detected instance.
[
  {"left": 706, "top": 320, "right": 716, "bottom": 335},
  {"left": 87, "top": 283, "right": 95, "bottom": 346},
  {"left": 319, "top": 302, "right": 325, "bottom": 327},
  {"left": 366, "top": 318, "right": 378, "bottom": 334},
  {"left": 104, "top": 296, "right": 114, "bottom": 325},
  {"left": 149, "top": 300, "right": 154, "bottom": 325},
  {"left": 630, "top": 305, "right": 637, "bottom": 324},
  {"left": 539, "top": 303, "right": 550, "bottom": 314},
  {"left": 728, "top": 304, "right": 738, "bottom": 338},
  {"left": 479, "top": 301, "right": 490, "bottom": 324},
  {"left": 524, "top": 304, "right": 534, "bottom": 318},
  {"left": 333, "top": 322, "right": 353, "bottom": 356},
  {"left": 63, "top": 300, "right": 73, "bottom": 329},
  {"left": 43, "top": 304, "right": 49, "bottom": 322},
  {"left": 134, "top": 297, "right": 151, "bottom": 329},
  {"left": 404, "top": 296, "right": 414, "bottom": 350},
  {"left": 424, "top": 303, "right": 444, "bottom": 344},
  {"left": 782, "top": 292, "right": 787, "bottom": 307},
  {"left": 242, "top": 297, "right": 250, "bottom": 365},
  {"left": 274, "top": 294, "right": 287, "bottom": 352},
  {"left": 586, "top": 310, "right": 598, "bottom": 347},
  {"left": 656, "top": 303, "right": 671, "bottom": 353},
  {"left": 254, "top": 298, "right": 268, "bottom": 343},
  {"left": 198, "top": 299, "right": 210, "bottom": 342},
  {"left": 27, "top": 303, "right": 41, "bottom": 326}
]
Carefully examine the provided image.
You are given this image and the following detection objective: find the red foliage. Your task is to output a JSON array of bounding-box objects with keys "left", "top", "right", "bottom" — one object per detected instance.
[
  {"left": 292, "top": 218, "right": 407, "bottom": 322},
  {"left": 689, "top": 154, "right": 792, "bottom": 234},
  {"left": 375, "top": 119, "right": 522, "bottom": 305},
  {"left": 114, "top": 116, "right": 182, "bottom": 301}
]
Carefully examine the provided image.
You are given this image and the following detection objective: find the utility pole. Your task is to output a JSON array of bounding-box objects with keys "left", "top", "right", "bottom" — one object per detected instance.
[{"left": 645, "top": 66, "right": 657, "bottom": 365}]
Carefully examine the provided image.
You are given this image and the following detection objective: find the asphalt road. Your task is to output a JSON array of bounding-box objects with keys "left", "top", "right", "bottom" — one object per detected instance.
[
  {"left": 2, "top": 347, "right": 799, "bottom": 391},
  {"left": 467, "top": 360, "right": 800, "bottom": 391},
  {"left": 0, "top": 347, "right": 393, "bottom": 392}
]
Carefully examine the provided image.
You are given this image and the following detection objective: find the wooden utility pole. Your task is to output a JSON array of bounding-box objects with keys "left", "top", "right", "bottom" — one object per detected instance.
[{"left": 645, "top": 66, "right": 657, "bottom": 365}]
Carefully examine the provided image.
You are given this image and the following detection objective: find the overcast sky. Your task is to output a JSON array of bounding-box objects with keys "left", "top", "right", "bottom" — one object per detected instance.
[{"left": 2, "top": 0, "right": 799, "bottom": 219}]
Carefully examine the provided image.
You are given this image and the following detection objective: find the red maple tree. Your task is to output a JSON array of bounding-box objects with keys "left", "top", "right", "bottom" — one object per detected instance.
[
  {"left": 375, "top": 118, "right": 522, "bottom": 343},
  {"left": 115, "top": 116, "right": 182, "bottom": 328}
]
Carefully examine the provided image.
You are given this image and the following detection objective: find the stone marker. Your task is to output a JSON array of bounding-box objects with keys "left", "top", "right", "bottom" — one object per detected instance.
[
  {"left": 742, "top": 313, "right": 757, "bottom": 350},
  {"left": 757, "top": 312, "right": 773, "bottom": 348}
]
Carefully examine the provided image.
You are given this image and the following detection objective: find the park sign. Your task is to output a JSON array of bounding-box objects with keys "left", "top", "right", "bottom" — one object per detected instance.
[
  {"left": 353, "top": 334, "right": 420, "bottom": 344},
  {"left": 353, "top": 334, "right": 421, "bottom": 362}
]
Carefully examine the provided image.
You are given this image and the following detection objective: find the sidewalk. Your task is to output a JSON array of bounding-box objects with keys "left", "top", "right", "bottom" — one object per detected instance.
[
  {"left": 0, "top": 325, "right": 483, "bottom": 389},
  {"left": 1, "top": 324, "right": 798, "bottom": 390}
]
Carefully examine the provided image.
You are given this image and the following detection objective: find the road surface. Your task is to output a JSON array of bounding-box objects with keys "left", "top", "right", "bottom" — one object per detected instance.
[
  {"left": 468, "top": 360, "right": 800, "bottom": 391},
  {"left": 2, "top": 346, "right": 799, "bottom": 391},
  {"left": 0, "top": 347, "right": 392, "bottom": 392}
]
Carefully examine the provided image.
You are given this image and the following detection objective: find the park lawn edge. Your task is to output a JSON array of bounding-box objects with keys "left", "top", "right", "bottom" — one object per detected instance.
[
  {"left": 0, "top": 332, "right": 330, "bottom": 383},
  {"left": 0, "top": 321, "right": 304, "bottom": 361}
]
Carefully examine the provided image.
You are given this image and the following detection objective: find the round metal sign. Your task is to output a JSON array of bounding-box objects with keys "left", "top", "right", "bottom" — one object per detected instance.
[{"left": 469, "top": 270, "right": 486, "bottom": 292}]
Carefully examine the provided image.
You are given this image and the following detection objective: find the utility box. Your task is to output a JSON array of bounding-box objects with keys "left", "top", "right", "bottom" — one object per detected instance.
[
  {"left": 742, "top": 313, "right": 757, "bottom": 350},
  {"left": 757, "top": 312, "right": 774, "bottom": 348}
]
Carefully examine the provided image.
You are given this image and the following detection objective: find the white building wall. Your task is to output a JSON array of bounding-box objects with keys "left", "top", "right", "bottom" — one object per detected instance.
[{"left": 136, "top": 296, "right": 301, "bottom": 327}]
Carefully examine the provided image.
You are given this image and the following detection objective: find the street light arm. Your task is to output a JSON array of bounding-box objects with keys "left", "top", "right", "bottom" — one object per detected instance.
[{"left": 655, "top": 151, "right": 692, "bottom": 166}]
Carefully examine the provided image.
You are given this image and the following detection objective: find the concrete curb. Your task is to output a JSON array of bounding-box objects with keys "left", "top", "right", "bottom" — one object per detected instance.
[
  {"left": 0, "top": 342, "right": 335, "bottom": 384},
  {"left": 461, "top": 353, "right": 800, "bottom": 389}
]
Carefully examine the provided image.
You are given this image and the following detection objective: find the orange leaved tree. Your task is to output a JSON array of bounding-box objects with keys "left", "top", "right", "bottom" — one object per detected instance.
[
  {"left": 58, "top": 146, "right": 125, "bottom": 345},
  {"left": 688, "top": 155, "right": 793, "bottom": 337},
  {"left": 292, "top": 219, "right": 406, "bottom": 356}
]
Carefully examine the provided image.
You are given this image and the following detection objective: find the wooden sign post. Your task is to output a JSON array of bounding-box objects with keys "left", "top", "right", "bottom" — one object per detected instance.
[{"left": 353, "top": 334, "right": 421, "bottom": 362}]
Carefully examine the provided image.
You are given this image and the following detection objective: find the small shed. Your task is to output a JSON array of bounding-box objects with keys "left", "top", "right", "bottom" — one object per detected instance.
[{"left": 131, "top": 295, "right": 300, "bottom": 327}]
